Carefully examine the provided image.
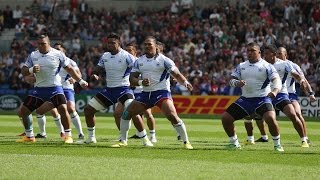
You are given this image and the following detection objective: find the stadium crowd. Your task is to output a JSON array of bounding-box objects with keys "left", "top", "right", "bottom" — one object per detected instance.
[{"left": 0, "top": 0, "right": 320, "bottom": 96}]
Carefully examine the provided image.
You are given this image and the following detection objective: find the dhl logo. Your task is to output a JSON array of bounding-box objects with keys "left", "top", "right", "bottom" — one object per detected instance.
[{"left": 152, "top": 95, "right": 239, "bottom": 115}]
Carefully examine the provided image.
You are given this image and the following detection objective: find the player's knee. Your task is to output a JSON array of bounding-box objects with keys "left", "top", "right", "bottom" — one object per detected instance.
[
  {"left": 57, "top": 105, "right": 68, "bottom": 114},
  {"left": 123, "top": 99, "right": 133, "bottom": 110},
  {"left": 84, "top": 105, "right": 95, "bottom": 116}
]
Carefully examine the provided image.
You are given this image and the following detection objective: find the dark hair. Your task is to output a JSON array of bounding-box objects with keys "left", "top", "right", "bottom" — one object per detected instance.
[
  {"left": 54, "top": 42, "right": 65, "bottom": 49},
  {"left": 107, "top": 33, "right": 121, "bottom": 41},
  {"left": 264, "top": 44, "right": 277, "bottom": 54},
  {"left": 247, "top": 42, "right": 260, "bottom": 50}
]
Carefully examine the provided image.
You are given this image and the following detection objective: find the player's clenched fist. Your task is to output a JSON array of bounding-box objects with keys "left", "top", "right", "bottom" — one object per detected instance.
[{"left": 29, "top": 64, "right": 40, "bottom": 74}]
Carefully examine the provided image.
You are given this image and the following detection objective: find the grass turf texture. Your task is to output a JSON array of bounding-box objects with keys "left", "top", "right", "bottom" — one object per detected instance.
[{"left": 1, "top": 114, "right": 320, "bottom": 179}]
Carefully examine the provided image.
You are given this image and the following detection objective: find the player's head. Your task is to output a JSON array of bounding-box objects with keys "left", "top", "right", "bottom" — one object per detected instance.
[
  {"left": 276, "top": 47, "right": 288, "bottom": 60},
  {"left": 54, "top": 42, "right": 66, "bottom": 54},
  {"left": 125, "top": 43, "right": 137, "bottom": 57},
  {"left": 143, "top": 36, "right": 157, "bottom": 57},
  {"left": 246, "top": 42, "right": 261, "bottom": 61},
  {"left": 263, "top": 44, "right": 277, "bottom": 63},
  {"left": 37, "top": 34, "right": 50, "bottom": 54},
  {"left": 107, "top": 33, "right": 121, "bottom": 54},
  {"left": 156, "top": 41, "right": 164, "bottom": 53}
]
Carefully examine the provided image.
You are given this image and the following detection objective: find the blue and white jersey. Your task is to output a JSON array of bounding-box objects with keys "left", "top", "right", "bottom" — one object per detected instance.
[
  {"left": 132, "top": 53, "right": 177, "bottom": 92},
  {"left": 271, "top": 58, "right": 296, "bottom": 94},
  {"left": 231, "top": 58, "right": 279, "bottom": 98},
  {"left": 24, "top": 48, "right": 70, "bottom": 87},
  {"left": 60, "top": 58, "right": 78, "bottom": 90},
  {"left": 286, "top": 60, "right": 304, "bottom": 94},
  {"left": 98, "top": 48, "right": 136, "bottom": 88}
]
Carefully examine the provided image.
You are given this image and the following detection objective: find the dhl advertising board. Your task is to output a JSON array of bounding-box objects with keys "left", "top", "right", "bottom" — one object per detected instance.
[{"left": 151, "top": 95, "right": 239, "bottom": 115}]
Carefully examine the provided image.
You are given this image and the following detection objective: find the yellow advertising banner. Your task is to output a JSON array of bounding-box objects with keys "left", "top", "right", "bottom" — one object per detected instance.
[{"left": 152, "top": 95, "right": 239, "bottom": 115}]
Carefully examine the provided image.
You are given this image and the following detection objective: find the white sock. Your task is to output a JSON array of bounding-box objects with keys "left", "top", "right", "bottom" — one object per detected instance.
[
  {"left": 137, "top": 129, "right": 147, "bottom": 138},
  {"left": 272, "top": 135, "right": 281, "bottom": 146},
  {"left": 70, "top": 111, "right": 84, "bottom": 135},
  {"left": 173, "top": 121, "right": 189, "bottom": 144},
  {"left": 229, "top": 135, "right": 240, "bottom": 146},
  {"left": 301, "top": 137, "right": 307, "bottom": 142},
  {"left": 25, "top": 129, "right": 34, "bottom": 138},
  {"left": 247, "top": 136, "right": 254, "bottom": 142},
  {"left": 36, "top": 114, "right": 46, "bottom": 136},
  {"left": 262, "top": 135, "right": 268, "bottom": 140},
  {"left": 150, "top": 129, "right": 156, "bottom": 138},
  {"left": 88, "top": 127, "right": 95, "bottom": 138},
  {"left": 53, "top": 115, "right": 65, "bottom": 133},
  {"left": 64, "top": 129, "right": 72, "bottom": 137},
  {"left": 120, "top": 118, "right": 131, "bottom": 142}
]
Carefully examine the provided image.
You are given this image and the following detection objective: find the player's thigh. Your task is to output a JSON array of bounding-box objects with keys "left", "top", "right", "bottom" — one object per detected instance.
[
  {"left": 36, "top": 102, "right": 55, "bottom": 115},
  {"left": 114, "top": 103, "right": 124, "bottom": 118},
  {"left": 144, "top": 108, "right": 153, "bottom": 119},
  {"left": 291, "top": 101, "right": 302, "bottom": 115},
  {"left": 160, "top": 99, "right": 179, "bottom": 121},
  {"left": 126, "top": 100, "right": 146, "bottom": 117},
  {"left": 67, "top": 101, "right": 76, "bottom": 113},
  {"left": 50, "top": 108, "right": 59, "bottom": 118}
]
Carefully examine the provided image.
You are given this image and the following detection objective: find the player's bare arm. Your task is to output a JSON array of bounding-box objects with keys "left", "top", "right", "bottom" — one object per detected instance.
[
  {"left": 21, "top": 64, "right": 40, "bottom": 76},
  {"left": 170, "top": 68, "right": 193, "bottom": 91},
  {"left": 268, "top": 76, "right": 282, "bottom": 98},
  {"left": 129, "top": 71, "right": 149, "bottom": 86},
  {"left": 64, "top": 65, "right": 88, "bottom": 88},
  {"left": 229, "top": 76, "right": 246, "bottom": 87},
  {"left": 91, "top": 66, "right": 105, "bottom": 81}
]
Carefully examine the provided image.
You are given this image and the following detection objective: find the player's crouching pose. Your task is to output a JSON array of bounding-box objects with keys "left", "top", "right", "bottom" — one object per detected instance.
[
  {"left": 114, "top": 36, "right": 194, "bottom": 149},
  {"left": 78, "top": 33, "right": 152, "bottom": 146},
  {"left": 221, "top": 42, "right": 284, "bottom": 152},
  {"left": 17, "top": 34, "right": 88, "bottom": 143}
]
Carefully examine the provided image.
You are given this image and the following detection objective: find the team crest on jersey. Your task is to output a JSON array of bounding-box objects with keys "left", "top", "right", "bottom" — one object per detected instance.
[
  {"left": 118, "top": 60, "right": 122, "bottom": 63},
  {"left": 258, "top": 68, "right": 262, "bottom": 72},
  {"left": 156, "top": 62, "right": 160, "bottom": 66},
  {"left": 139, "top": 63, "right": 143, "bottom": 66}
]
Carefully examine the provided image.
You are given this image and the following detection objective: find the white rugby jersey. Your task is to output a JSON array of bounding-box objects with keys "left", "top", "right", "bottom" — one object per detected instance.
[
  {"left": 132, "top": 53, "right": 177, "bottom": 92},
  {"left": 271, "top": 58, "right": 297, "bottom": 94},
  {"left": 231, "top": 58, "right": 279, "bottom": 98},
  {"left": 59, "top": 58, "right": 78, "bottom": 90},
  {"left": 24, "top": 48, "right": 70, "bottom": 87},
  {"left": 286, "top": 60, "right": 304, "bottom": 93},
  {"left": 97, "top": 48, "right": 136, "bottom": 88}
]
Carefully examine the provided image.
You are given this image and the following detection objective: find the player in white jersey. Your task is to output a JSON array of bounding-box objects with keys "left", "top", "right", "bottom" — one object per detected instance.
[
  {"left": 113, "top": 43, "right": 158, "bottom": 143},
  {"left": 79, "top": 33, "right": 152, "bottom": 146},
  {"left": 113, "top": 36, "right": 194, "bottom": 149},
  {"left": 263, "top": 45, "right": 310, "bottom": 147},
  {"left": 279, "top": 47, "right": 316, "bottom": 144},
  {"left": 17, "top": 34, "right": 88, "bottom": 143},
  {"left": 34, "top": 43, "right": 85, "bottom": 140},
  {"left": 222, "top": 42, "right": 284, "bottom": 151},
  {"left": 251, "top": 47, "right": 316, "bottom": 145}
]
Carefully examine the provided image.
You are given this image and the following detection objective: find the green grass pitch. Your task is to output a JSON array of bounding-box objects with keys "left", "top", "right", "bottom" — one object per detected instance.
[{"left": 0, "top": 114, "right": 320, "bottom": 179}]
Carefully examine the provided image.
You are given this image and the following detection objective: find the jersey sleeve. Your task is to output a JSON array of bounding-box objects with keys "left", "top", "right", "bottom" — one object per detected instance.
[
  {"left": 23, "top": 54, "right": 33, "bottom": 68},
  {"left": 60, "top": 52, "right": 70, "bottom": 68},
  {"left": 267, "top": 64, "right": 279, "bottom": 80},
  {"left": 285, "top": 61, "right": 296, "bottom": 74},
  {"left": 293, "top": 63, "right": 305, "bottom": 77},
  {"left": 97, "top": 53, "right": 106, "bottom": 67},
  {"left": 231, "top": 64, "right": 241, "bottom": 79},
  {"left": 131, "top": 59, "right": 140, "bottom": 73},
  {"left": 164, "top": 56, "right": 177, "bottom": 72},
  {"left": 126, "top": 53, "right": 136, "bottom": 68},
  {"left": 69, "top": 58, "right": 79, "bottom": 70}
]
